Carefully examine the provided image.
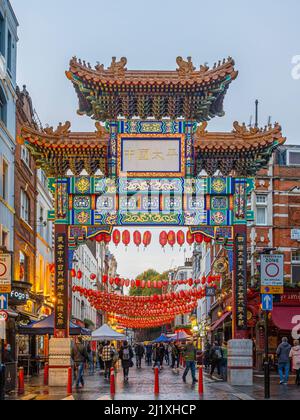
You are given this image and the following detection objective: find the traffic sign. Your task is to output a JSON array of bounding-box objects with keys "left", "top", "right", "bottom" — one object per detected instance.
[
  {"left": 262, "top": 294, "right": 273, "bottom": 311},
  {"left": 0, "top": 253, "right": 12, "bottom": 293},
  {"left": 0, "top": 310, "right": 8, "bottom": 321},
  {"left": 261, "top": 254, "right": 284, "bottom": 295},
  {"left": 261, "top": 285, "right": 284, "bottom": 295},
  {"left": 0, "top": 294, "right": 8, "bottom": 310}
]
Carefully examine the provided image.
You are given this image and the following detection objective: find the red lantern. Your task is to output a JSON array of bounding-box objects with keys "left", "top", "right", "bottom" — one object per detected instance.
[
  {"left": 96, "top": 234, "right": 104, "bottom": 243},
  {"left": 136, "top": 279, "right": 141, "bottom": 288},
  {"left": 103, "top": 234, "right": 111, "bottom": 244},
  {"left": 90, "top": 273, "right": 97, "bottom": 281},
  {"left": 195, "top": 233, "right": 203, "bottom": 244},
  {"left": 133, "top": 231, "right": 142, "bottom": 248},
  {"left": 177, "top": 230, "right": 185, "bottom": 247},
  {"left": 186, "top": 231, "right": 195, "bottom": 246},
  {"left": 77, "top": 270, "right": 82, "bottom": 280},
  {"left": 159, "top": 231, "right": 168, "bottom": 248},
  {"left": 204, "top": 235, "right": 211, "bottom": 243},
  {"left": 168, "top": 231, "right": 176, "bottom": 247},
  {"left": 147, "top": 280, "right": 152, "bottom": 289},
  {"left": 143, "top": 231, "right": 152, "bottom": 247},
  {"left": 112, "top": 229, "right": 121, "bottom": 247},
  {"left": 122, "top": 230, "right": 131, "bottom": 247},
  {"left": 70, "top": 269, "right": 76, "bottom": 278},
  {"left": 102, "top": 275, "right": 108, "bottom": 283},
  {"left": 125, "top": 279, "right": 130, "bottom": 288}
]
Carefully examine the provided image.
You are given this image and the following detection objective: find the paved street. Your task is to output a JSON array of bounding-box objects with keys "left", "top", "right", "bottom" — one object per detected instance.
[{"left": 6, "top": 365, "right": 300, "bottom": 401}]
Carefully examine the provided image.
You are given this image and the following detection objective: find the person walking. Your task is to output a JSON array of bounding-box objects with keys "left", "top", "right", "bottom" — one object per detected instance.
[
  {"left": 101, "top": 341, "right": 114, "bottom": 380},
  {"left": 165, "top": 344, "right": 170, "bottom": 366},
  {"left": 119, "top": 341, "right": 134, "bottom": 382},
  {"left": 135, "top": 343, "right": 145, "bottom": 369},
  {"left": 71, "top": 337, "right": 89, "bottom": 389},
  {"left": 159, "top": 343, "right": 165, "bottom": 369},
  {"left": 182, "top": 339, "right": 198, "bottom": 384},
  {"left": 153, "top": 344, "right": 161, "bottom": 370},
  {"left": 209, "top": 341, "right": 223, "bottom": 379},
  {"left": 276, "top": 337, "right": 292, "bottom": 385},
  {"left": 145, "top": 343, "right": 153, "bottom": 367},
  {"left": 203, "top": 341, "right": 211, "bottom": 372},
  {"left": 87, "top": 343, "right": 94, "bottom": 375},
  {"left": 171, "top": 343, "right": 180, "bottom": 370},
  {"left": 221, "top": 342, "right": 228, "bottom": 381},
  {"left": 289, "top": 340, "right": 300, "bottom": 386}
]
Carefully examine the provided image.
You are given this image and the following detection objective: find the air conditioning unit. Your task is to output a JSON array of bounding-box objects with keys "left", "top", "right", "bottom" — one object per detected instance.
[{"left": 0, "top": 54, "right": 6, "bottom": 80}]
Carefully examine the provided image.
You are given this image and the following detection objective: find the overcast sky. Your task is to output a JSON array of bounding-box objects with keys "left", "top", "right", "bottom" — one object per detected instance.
[{"left": 10, "top": 0, "right": 300, "bottom": 277}]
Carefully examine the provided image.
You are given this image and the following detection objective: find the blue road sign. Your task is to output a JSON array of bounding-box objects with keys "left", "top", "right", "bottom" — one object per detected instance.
[
  {"left": 0, "top": 294, "right": 8, "bottom": 310},
  {"left": 262, "top": 294, "right": 273, "bottom": 311}
]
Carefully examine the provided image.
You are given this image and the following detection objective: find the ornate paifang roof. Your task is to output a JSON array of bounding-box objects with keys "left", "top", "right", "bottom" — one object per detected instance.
[
  {"left": 66, "top": 56, "right": 238, "bottom": 122},
  {"left": 19, "top": 122, "right": 109, "bottom": 177},
  {"left": 195, "top": 122, "right": 286, "bottom": 176}
]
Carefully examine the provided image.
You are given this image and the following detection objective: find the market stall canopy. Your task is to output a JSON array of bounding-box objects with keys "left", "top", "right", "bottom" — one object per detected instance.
[
  {"left": 91, "top": 324, "right": 127, "bottom": 341},
  {"left": 170, "top": 331, "right": 192, "bottom": 341},
  {"left": 210, "top": 312, "right": 232, "bottom": 332},
  {"left": 153, "top": 334, "right": 171, "bottom": 343},
  {"left": 271, "top": 307, "right": 300, "bottom": 331},
  {"left": 18, "top": 314, "right": 90, "bottom": 336}
]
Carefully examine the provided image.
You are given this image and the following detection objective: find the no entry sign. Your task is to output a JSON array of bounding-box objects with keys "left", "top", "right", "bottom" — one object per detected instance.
[
  {"left": 261, "top": 254, "right": 284, "bottom": 294},
  {"left": 0, "top": 254, "right": 12, "bottom": 293}
]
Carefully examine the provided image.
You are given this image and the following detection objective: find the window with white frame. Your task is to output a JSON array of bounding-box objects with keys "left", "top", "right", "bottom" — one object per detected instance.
[
  {"left": 21, "top": 146, "right": 30, "bottom": 167},
  {"left": 20, "top": 189, "right": 30, "bottom": 224},
  {"left": 287, "top": 150, "right": 300, "bottom": 166},
  {"left": 256, "top": 194, "right": 268, "bottom": 226}
]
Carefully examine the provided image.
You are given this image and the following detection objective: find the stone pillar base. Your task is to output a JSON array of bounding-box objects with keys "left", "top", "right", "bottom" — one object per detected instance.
[
  {"left": 227, "top": 339, "right": 253, "bottom": 386},
  {"left": 49, "top": 338, "right": 72, "bottom": 387}
]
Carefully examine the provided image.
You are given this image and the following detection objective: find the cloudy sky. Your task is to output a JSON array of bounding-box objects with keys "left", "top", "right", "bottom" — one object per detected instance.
[{"left": 11, "top": 0, "right": 300, "bottom": 277}]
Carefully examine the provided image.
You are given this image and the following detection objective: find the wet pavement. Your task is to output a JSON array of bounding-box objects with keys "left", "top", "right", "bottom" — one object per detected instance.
[{"left": 6, "top": 364, "right": 300, "bottom": 401}]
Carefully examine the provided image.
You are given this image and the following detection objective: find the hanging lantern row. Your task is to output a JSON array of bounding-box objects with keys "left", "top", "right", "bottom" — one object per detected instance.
[
  {"left": 159, "top": 230, "right": 211, "bottom": 248},
  {"left": 101, "top": 275, "right": 221, "bottom": 289},
  {"left": 71, "top": 269, "right": 98, "bottom": 282}
]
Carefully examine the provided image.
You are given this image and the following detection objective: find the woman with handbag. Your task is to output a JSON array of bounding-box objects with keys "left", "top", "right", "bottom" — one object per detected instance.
[{"left": 119, "top": 341, "right": 134, "bottom": 383}]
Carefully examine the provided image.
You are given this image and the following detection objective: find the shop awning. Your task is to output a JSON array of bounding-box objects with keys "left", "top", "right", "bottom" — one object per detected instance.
[
  {"left": 271, "top": 307, "right": 300, "bottom": 331},
  {"left": 210, "top": 312, "right": 232, "bottom": 332}
]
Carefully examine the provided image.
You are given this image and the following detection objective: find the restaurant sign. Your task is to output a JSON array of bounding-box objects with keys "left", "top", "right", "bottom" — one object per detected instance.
[{"left": 235, "top": 233, "right": 248, "bottom": 330}]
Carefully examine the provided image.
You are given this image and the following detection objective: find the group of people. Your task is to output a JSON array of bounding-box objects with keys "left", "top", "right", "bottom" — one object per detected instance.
[
  {"left": 202, "top": 341, "right": 228, "bottom": 381},
  {"left": 276, "top": 338, "right": 300, "bottom": 385}
]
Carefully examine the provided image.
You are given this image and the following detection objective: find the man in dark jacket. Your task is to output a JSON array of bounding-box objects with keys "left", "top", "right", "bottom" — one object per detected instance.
[
  {"left": 71, "top": 337, "right": 89, "bottom": 388},
  {"left": 182, "top": 340, "right": 198, "bottom": 384},
  {"left": 135, "top": 343, "right": 145, "bottom": 369},
  {"left": 209, "top": 341, "right": 223, "bottom": 378},
  {"left": 145, "top": 344, "right": 153, "bottom": 366},
  {"left": 276, "top": 337, "right": 292, "bottom": 384},
  {"left": 119, "top": 341, "right": 134, "bottom": 382}
]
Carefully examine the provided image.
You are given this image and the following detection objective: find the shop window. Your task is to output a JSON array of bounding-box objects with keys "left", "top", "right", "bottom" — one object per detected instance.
[
  {"left": 292, "top": 251, "right": 300, "bottom": 284},
  {"left": 0, "top": 86, "right": 7, "bottom": 125},
  {"left": 19, "top": 251, "right": 29, "bottom": 282},
  {"left": 1, "top": 158, "right": 8, "bottom": 201},
  {"left": 20, "top": 189, "right": 30, "bottom": 225},
  {"left": 256, "top": 194, "right": 268, "bottom": 226}
]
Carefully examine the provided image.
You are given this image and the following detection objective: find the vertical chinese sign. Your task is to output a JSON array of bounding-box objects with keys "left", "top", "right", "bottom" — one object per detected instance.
[
  {"left": 234, "top": 232, "right": 248, "bottom": 332},
  {"left": 54, "top": 230, "right": 69, "bottom": 338}
]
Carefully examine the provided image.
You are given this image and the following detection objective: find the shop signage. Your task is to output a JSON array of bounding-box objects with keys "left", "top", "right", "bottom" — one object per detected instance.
[
  {"left": 261, "top": 254, "right": 284, "bottom": 295},
  {"left": 10, "top": 289, "right": 30, "bottom": 306},
  {"left": 206, "top": 287, "right": 216, "bottom": 297},
  {"left": 234, "top": 233, "right": 248, "bottom": 330},
  {"left": 54, "top": 232, "right": 69, "bottom": 337},
  {"left": 0, "top": 253, "right": 12, "bottom": 293}
]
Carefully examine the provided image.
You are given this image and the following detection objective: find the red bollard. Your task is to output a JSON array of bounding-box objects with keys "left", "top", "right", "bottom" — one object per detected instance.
[
  {"left": 110, "top": 368, "right": 116, "bottom": 397},
  {"left": 154, "top": 367, "right": 160, "bottom": 396},
  {"left": 44, "top": 363, "right": 49, "bottom": 386},
  {"left": 198, "top": 366, "right": 204, "bottom": 396},
  {"left": 67, "top": 367, "right": 72, "bottom": 395},
  {"left": 18, "top": 367, "right": 25, "bottom": 395}
]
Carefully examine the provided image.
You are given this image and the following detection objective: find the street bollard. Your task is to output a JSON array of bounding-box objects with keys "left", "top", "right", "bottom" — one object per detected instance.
[
  {"left": 18, "top": 367, "right": 25, "bottom": 395},
  {"left": 198, "top": 366, "right": 204, "bottom": 396},
  {"left": 154, "top": 366, "right": 159, "bottom": 396},
  {"left": 67, "top": 367, "right": 73, "bottom": 395},
  {"left": 110, "top": 368, "right": 116, "bottom": 397},
  {"left": 44, "top": 363, "right": 49, "bottom": 386}
]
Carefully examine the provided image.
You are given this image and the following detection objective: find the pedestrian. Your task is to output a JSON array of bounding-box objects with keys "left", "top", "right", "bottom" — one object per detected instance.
[
  {"left": 221, "top": 341, "right": 228, "bottom": 381},
  {"left": 87, "top": 343, "right": 94, "bottom": 375},
  {"left": 171, "top": 343, "right": 180, "bottom": 370},
  {"left": 182, "top": 339, "right": 198, "bottom": 384},
  {"left": 153, "top": 344, "right": 161, "bottom": 370},
  {"left": 97, "top": 342, "right": 105, "bottom": 371},
  {"left": 135, "top": 343, "right": 145, "bottom": 369},
  {"left": 119, "top": 341, "right": 134, "bottom": 382},
  {"left": 101, "top": 341, "right": 114, "bottom": 380},
  {"left": 289, "top": 340, "right": 300, "bottom": 386},
  {"left": 165, "top": 344, "right": 170, "bottom": 366},
  {"left": 145, "top": 343, "right": 153, "bottom": 366},
  {"left": 71, "top": 337, "right": 89, "bottom": 389},
  {"left": 276, "top": 337, "right": 292, "bottom": 385},
  {"left": 209, "top": 341, "right": 223, "bottom": 379},
  {"left": 111, "top": 343, "right": 119, "bottom": 371},
  {"left": 203, "top": 341, "right": 211, "bottom": 372},
  {"left": 159, "top": 343, "right": 165, "bottom": 369}
]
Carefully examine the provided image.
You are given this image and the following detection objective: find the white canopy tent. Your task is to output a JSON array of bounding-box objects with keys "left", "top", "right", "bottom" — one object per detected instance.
[{"left": 91, "top": 324, "right": 127, "bottom": 341}]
